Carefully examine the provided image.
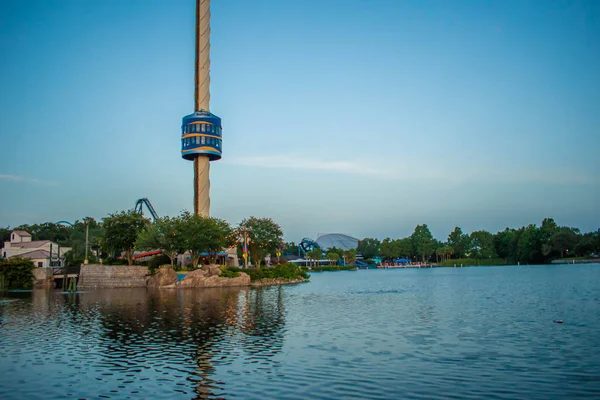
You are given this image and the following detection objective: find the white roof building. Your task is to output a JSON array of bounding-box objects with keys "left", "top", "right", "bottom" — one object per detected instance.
[
  {"left": 1, "top": 230, "right": 71, "bottom": 268},
  {"left": 315, "top": 233, "right": 359, "bottom": 251}
]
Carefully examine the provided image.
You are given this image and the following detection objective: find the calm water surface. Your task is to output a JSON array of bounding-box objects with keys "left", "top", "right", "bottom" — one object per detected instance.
[{"left": 1, "top": 265, "right": 599, "bottom": 399}]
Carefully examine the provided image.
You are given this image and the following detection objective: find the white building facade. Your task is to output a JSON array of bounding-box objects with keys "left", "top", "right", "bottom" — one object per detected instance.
[{"left": 1, "top": 230, "right": 71, "bottom": 268}]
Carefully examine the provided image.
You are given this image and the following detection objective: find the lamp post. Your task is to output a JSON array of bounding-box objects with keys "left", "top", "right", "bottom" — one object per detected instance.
[
  {"left": 84, "top": 221, "right": 89, "bottom": 265},
  {"left": 239, "top": 228, "right": 249, "bottom": 268}
]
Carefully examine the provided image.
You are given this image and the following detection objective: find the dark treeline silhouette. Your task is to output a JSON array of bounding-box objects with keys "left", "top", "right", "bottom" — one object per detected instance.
[
  {"left": 5, "top": 217, "right": 599, "bottom": 267},
  {"left": 357, "top": 218, "right": 599, "bottom": 265}
]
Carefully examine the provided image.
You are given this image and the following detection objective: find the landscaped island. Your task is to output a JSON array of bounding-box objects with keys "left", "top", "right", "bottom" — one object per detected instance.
[
  {"left": 73, "top": 262, "right": 310, "bottom": 289},
  {"left": 2, "top": 211, "right": 599, "bottom": 292},
  {"left": 147, "top": 263, "right": 310, "bottom": 289}
]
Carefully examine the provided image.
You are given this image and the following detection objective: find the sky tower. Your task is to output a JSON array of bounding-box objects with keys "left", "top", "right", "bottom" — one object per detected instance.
[{"left": 181, "top": 0, "right": 222, "bottom": 217}]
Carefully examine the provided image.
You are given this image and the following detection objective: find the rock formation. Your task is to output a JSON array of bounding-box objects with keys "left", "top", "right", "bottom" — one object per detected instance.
[
  {"left": 177, "top": 264, "right": 250, "bottom": 288},
  {"left": 146, "top": 264, "right": 250, "bottom": 289},
  {"left": 250, "top": 277, "right": 308, "bottom": 287},
  {"left": 146, "top": 266, "right": 178, "bottom": 288}
]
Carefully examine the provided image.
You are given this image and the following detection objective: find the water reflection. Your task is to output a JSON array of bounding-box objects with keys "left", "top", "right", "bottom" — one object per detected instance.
[
  {"left": 2, "top": 266, "right": 600, "bottom": 399},
  {"left": 0, "top": 287, "right": 288, "bottom": 399}
]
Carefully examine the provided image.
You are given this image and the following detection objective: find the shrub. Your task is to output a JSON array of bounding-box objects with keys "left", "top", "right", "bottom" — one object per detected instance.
[
  {"left": 0, "top": 258, "right": 35, "bottom": 289},
  {"left": 308, "top": 265, "right": 356, "bottom": 272},
  {"left": 220, "top": 266, "right": 240, "bottom": 278},
  {"left": 224, "top": 263, "right": 309, "bottom": 282},
  {"left": 438, "top": 258, "right": 507, "bottom": 267}
]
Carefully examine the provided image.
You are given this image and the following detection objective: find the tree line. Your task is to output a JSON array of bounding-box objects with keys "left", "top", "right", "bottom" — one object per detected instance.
[
  {"left": 354, "top": 218, "right": 599, "bottom": 265},
  {"left": 2, "top": 211, "right": 286, "bottom": 269},
  {"left": 281, "top": 242, "right": 358, "bottom": 266},
  {"left": 3, "top": 216, "right": 598, "bottom": 268}
]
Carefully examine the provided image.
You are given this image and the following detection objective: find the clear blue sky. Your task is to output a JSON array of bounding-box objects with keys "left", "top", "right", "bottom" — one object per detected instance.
[{"left": 1, "top": 0, "right": 599, "bottom": 241}]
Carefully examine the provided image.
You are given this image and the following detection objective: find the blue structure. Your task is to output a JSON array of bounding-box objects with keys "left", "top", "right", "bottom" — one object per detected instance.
[
  {"left": 181, "top": 110, "right": 223, "bottom": 161},
  {"left": 299, "top": 237, "right": 320, "bottom": 256},
  {"left": 134, "top": 198, "right": 159, "bottom": 221}
]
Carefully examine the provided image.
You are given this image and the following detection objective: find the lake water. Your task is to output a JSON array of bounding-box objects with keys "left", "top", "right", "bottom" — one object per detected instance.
[{"left": 1, "top": 265, "right": 599, "bottom": 399}]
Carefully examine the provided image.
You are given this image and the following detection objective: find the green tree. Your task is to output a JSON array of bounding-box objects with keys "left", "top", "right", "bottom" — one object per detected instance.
[
  {"left": 379, "top": 238, "right": 394, "bottom": 260},
  {"left": 180, "top": 212, "right": 234, "bottom": 268},
  {"left": 0, "top": 258, "right": 35, "bottom": 289},
  {"left": 327, "top": 246, "right": 346, "bottom": 259},
  {"left": 550, "top": 228, "right": 579, "bottom": 259},
  {"left": 136, "top": 216, "right": 185, "bottom": 266},
  {"left": 307, "top": 248, "right": 323, "bottom": 267},
  {"left": 540, "top": 218, "right": 558, "bottom": 242},
  {"left": 65, "top": 218, "right": 104, "bottom": 267},
  {"left": 411, "top": 224, "right": 435, "bottom": 262},
  {"left": 573, "top": 232, "right": 597, "bottom": 257},
  {"left": 435, "top": 246, "right": 445, "bottom": 263},
  {"left": 516, "top": 224, "right": 543, "bottom": 264},
  {"left": 447, "top": 227, "right": 471, "bottom": 258},
  {"left": 494, "top": 228, "right": 517, "bottom": 263},
  {"left": 445, "top": 245, "right": 455, "bottom": 261},
  {"left": 435, "top": 245, "right": 454, "bottom": 263},
  {"left": 325, "top": 251, "right": 339, "bottom": 266},
  {"left": 395, "top": 238, "right": 413, "bottom": 258},
  {"left": 344, "top": 248, "right": 357, "bottom": 265},
  {"left": 239, "top": 217, "right": 284, "bottom": 268},
  {"left": 207, "top": 218, "right": 236, "bottom": 264},
  {"left": 0, "top": 227, "right": 11, "bottom": 247},
  {"left": 357, "top": 238, "right": 380, "bottom": 260},
  {"left": 283, "top": 241, "right": 299, "bottom": 256},
  {"left": 14, "top": 222, "right": 72, "bottom": 245},
  {"left": 103, "top": 210, "right": 149, "bottom": 266},
  {"left": 470, "top": 230, "right": 497, "bottom": 259}
]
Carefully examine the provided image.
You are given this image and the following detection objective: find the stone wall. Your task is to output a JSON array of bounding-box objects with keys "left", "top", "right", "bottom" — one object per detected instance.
[
  {"left": 32, "top": 267, "right": 53, "bottom": 287},
  {"left": 78, "top": 264, "right": 149, "bottom": 288}
]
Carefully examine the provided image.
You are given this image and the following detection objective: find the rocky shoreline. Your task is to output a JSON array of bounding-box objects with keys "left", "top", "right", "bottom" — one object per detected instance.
[
  {"left": 146, "top": 265, "right": 248, "bottom": 288},
  {"left": 250, "top": 277, "right": 308, "bottom": 287},
  {"left": 76, "top": 264, "right": 307, "bottom": 289},
  {"left": 147, "top": 265, "right": 307, "bottom": 289}
]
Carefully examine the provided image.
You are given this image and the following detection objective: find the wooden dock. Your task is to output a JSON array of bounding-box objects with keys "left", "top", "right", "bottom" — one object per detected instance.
[{"left": 53, "top": 274, "right": 78, "bottom": 279}]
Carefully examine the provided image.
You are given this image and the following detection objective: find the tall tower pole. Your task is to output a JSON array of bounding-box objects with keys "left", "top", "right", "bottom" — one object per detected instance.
[
  {"left": 194, "top": 0, "right": 211, "bottom": 217},
  {"left": 181, "top": 1, "right": 222, "bottom": 213}
]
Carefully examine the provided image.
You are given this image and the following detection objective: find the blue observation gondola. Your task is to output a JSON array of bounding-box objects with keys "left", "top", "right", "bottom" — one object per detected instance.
[{"left": 181, "top": 110, "right": 223, "bottom": 161}]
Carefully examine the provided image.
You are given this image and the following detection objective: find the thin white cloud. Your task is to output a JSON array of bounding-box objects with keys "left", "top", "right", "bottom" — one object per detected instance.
[
  {"left": 225, "top": 155, "right": 462, "bottom": 182},
  {"left": 0, "top": 174, "right": 59, "bottom": 186},
  {"left": 225, "top": 155, "right": 393, "bottom": 178},
  {"left": 224, "top": 155, "right": 599, "bottom": 186}
]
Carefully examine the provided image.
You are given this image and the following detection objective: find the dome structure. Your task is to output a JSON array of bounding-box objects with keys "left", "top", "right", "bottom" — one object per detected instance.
[{"left": 315, "top": 233, "right": 359, "bottom": 251}]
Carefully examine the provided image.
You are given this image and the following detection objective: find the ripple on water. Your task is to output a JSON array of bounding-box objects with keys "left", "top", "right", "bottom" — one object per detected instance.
[{"left": 1, "top": 267, "right": 600, "bottom": 399}]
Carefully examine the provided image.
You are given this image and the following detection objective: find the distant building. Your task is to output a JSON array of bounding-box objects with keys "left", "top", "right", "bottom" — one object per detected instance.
[
  {"left": 176, "top": 247, "right": 239, "bottom": 268},
  {"left": 315, "top": 233, "right": 359, "bottom": 251},
  {"left": 1, "top": 230, "right": 71, "bottom": 268}
]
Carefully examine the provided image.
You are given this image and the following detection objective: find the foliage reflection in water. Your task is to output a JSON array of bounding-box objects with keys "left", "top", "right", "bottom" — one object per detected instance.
[
  {"left": 1, "top": 265, "right": 600, "bottom": 399},
  {"left": 0, "top": 287, "right": 287, "bottom": 399}
]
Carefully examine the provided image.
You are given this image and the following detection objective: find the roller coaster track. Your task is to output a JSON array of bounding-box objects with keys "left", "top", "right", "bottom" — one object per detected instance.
[
  {"left": 299, "top": 237, "right": 320, "bottom": 255},
  {"left": 134, "top": 198, "right": 159, "bottom": 221},
  {"left": 55, "top": 220, "right": 74, "bottom": 227}
]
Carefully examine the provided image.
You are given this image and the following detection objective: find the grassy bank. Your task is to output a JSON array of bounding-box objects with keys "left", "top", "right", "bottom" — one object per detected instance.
[
  {"left": 306, "top": 265, "right": 357, "bottom": 272},
  {"left": 223, "top": 263, "right": 309, "bottom": 282},
  {"left": 439, "top": 258, "right": 508, "bottom": 267}
]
